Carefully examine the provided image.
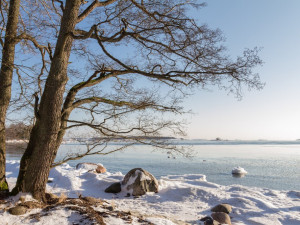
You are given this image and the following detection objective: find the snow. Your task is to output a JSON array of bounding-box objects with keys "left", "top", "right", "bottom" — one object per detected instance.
[
  {"left": 6, "top": 140, "right": 28, "bottom": 144},
  {"left": 121, "top": 170, "right": 138, "bottom": 195},
  {"left": 1, "top": 160, "right": 300, "bottom": 225},
  {"left": 76, "top": 162, "right": 104, "bottom": 171},
  {"left": 138, "top": 170, "right": 152, "bottom": 181}
]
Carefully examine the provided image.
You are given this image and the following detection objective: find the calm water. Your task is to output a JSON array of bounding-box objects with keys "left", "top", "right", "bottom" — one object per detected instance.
[{"left": 6, "top": 140, "right": 300, "bottom": 191}]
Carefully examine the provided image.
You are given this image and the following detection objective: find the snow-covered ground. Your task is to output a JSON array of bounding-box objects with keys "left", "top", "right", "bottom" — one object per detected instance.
[{"left": 1, "top": 161, "right": 300, "bottom": 225}]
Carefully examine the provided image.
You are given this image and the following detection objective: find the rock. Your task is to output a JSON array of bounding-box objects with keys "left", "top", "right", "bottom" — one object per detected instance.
[
  {"left": 200, "top": 216, "right": 221, "bottom": 225},
  {"left": 76, "top": 162, "right": 106, "bottom": 173},
  {"left": 105, "top": 182, "right": 121, "bottom": 193},
  {"left": 8, "top": 206, "right": 27, "bottom": 215},
  {"left": 95, "top": 165, "right": 106, "bottom": 173},
  {"left": 122, "top": 168, "right": 158, "bottom": 196},
  {"left": 211, "top": 212, "right": 231, "bottom": 225},
  {"left": 211, "top": 203, "right": 232, "bottom": 214},
  {"left": 231, "top": 166, "right": 247, "bottom": 175}
]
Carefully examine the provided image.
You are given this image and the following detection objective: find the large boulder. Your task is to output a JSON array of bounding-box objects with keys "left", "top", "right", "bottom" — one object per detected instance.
[
  {"left": 76, "top": 162, "right": 106, "bottom": 173},
  {"left": 122, "top": 168, "right": 158, "bottom": 196}
]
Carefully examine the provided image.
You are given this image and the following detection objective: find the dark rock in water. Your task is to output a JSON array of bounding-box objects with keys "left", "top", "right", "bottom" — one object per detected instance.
[
  {"left": 105, "top": 182, "right": 121, "bottom": 193},
  {"left": 211, "top": 203, "right": 232, "bottom": 214},
  {"left": 211, "top": 212, "right": 231, "bottom": 225},
  {"left": 8, "top": 206, "right": 27, "bottom": 215},
  {"left": 122, "top": 168, "right": 158, "bottom": 196}
]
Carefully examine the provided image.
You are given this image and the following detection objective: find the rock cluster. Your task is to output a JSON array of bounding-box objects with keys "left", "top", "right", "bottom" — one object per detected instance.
[{"left": 200, "top": 203, "right": 233, "bottom": 225}]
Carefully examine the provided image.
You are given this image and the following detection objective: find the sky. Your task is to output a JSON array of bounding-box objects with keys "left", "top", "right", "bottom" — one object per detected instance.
[
  {"left": 184, "top": 0, "right": 300, "bottom": 140},
  {"left": 7, "top": 1, "right": 300, "bottom": 141}
]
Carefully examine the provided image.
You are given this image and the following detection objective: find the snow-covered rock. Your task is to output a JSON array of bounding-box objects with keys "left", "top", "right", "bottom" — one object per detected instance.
[
  {"left": 122, "top": 168, "right": 159, "bottom": 196},
  {"left": 231, "top": 166, "right": 248, "bottom": 175}
]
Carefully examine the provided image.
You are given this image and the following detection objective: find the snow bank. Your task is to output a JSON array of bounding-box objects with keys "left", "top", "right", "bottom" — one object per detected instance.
[
  {"left": 75, "top": 162, "right": 104, "bottom": 171},
  {"left": 2, "top": 161, "right": 300, "bottom": 225}
]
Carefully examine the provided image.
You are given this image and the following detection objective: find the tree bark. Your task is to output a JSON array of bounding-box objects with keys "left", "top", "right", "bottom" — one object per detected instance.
[
  {"left": 0, "top": 0, "right": 21, "bottom": 195},
  {"left": 12, "top": 0, "right": 82, "bottom": 201}
]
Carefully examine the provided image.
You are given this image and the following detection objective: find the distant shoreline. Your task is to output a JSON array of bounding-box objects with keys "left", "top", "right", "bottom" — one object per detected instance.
[
  {"left": 6, "top": 138, "right": 300, "bottom": 146},
  {"left": 5, "top": 139, "right": 28, "bottom": 144}
]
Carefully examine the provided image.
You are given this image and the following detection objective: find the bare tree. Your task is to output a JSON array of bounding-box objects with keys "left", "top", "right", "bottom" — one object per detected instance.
[
  {"left": 0, "top": 0, "right": 55, "bottom": 196},
  {"left": 6, "top": 122, "right": 32, "bottom": 140},
  {"left": 10, "top": 0, "right": 263, "bottom": 201},
  {"left": 0, "top": 0, "right": 21, "bottom": 195}
]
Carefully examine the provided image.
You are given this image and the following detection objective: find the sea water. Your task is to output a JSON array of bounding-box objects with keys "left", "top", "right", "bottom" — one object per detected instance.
[{"left": 6, "top": 140, "right": 300, "bottom": 191}]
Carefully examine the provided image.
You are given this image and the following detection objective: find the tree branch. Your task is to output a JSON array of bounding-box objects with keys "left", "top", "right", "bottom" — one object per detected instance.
[{"left": 77, "top": 0, "right": 118, "bottom": 23}]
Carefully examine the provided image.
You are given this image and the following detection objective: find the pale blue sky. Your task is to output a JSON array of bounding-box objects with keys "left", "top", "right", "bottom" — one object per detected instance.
[
  {"left": 10, "top": 1, "right": 300, "bottom": 141},
  {"left": 185, "top": 0, "right": 300, "bottom": 140}
]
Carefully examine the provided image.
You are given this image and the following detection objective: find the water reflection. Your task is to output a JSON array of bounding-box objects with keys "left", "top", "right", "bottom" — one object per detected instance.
[
  {"left": 6, "top": 143, "right": 26, "bottom": 160},
  {"left": 232, "top": 173, "right": 246, "bottom": 178}
]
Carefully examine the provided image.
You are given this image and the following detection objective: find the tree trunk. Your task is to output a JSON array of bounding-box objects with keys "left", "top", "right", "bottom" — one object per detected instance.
[
  {"left": 12, "top": 0, "right": 82, "bottom": 201},
  {"left": 0, "top": 0, "right": 21, "bottom": 195}
]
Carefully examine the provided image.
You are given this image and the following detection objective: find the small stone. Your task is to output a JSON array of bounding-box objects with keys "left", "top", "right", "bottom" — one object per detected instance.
[
  {"left": 211, "top": 212, "right": 231, "bottom": 225},
  {"left": 211, "top": 203, "right": 232, "bottom": 214},
  {"left": 105, "top": 182, "right": 121, "bottom": 193},
  {"left": 106, "top": 206, "right": 114, "bottom": 211},
  {"left": 200, "top": 216, "right": 220, "bottom": 225},
  {"left": 96, "top": 165, "right": 106, "bottom": 173},
  {"left": 8, "top": 206, "right": 27, "bottom": 215}
]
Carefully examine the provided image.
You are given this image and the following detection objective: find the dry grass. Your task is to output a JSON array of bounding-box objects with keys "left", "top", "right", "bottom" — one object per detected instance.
[{"left": 1, "top": 193, "right": 155, "bottom": 225}]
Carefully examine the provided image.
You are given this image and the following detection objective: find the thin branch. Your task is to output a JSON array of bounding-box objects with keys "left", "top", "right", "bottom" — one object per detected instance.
[{"left": 77, "top": 0, "right": 118, "bottom": 23}]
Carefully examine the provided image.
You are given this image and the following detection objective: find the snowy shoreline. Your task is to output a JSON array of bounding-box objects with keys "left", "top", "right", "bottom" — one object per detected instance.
[{"left": 1, "top": 160, "right": 300, "bottom": 224}]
